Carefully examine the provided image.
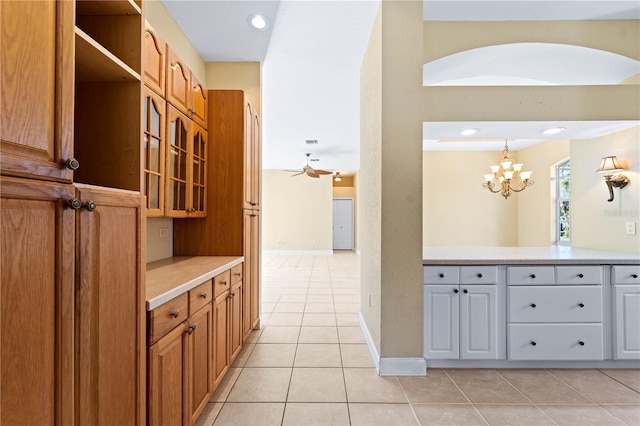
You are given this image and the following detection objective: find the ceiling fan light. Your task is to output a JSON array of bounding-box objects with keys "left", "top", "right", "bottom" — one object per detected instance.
[{"left": 334, "top": 172, "right": 342, "bottom": 182}]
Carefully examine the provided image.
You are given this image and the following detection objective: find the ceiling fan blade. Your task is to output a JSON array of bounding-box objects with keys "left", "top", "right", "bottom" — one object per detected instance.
[
  {"left": 290, "top": 171, "right": 305, "bottom": 177},
  {"left": 308, "top": 173, "right": 320, "bottom": 178},
  {"left": 314, "top": 169, "right": 332, "bottom": 175}
]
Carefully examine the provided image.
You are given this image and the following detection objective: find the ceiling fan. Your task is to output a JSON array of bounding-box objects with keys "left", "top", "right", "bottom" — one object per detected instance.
[{"left": 288, "top": 153, "right": 332, "bottom": 178}]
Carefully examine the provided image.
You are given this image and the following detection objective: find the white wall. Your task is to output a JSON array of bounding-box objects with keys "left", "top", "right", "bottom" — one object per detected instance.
[{"left": 262, "top": 170, "right": 333, "bottom": 253}]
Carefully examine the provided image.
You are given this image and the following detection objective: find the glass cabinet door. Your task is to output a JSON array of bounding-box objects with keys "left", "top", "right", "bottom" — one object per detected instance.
[
  {"left": 166, "top": 105, "right": 189, "bottom": 217},
  {"left": 143, "top": 87, "right": 165, "bottom": 216},
  {"left": 190, "top": 124, "right": 207, "bottom": 217}
]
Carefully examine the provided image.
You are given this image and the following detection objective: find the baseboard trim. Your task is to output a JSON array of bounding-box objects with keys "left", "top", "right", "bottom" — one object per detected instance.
[
  {"left": 358, "top": 312, "right": 380, "bottom": 371},
  {"left": 262, "top": 250, "right": 334, "bottom": 255},
  {"left": 379, "top": 357, "right": 427, "bottom": 376}
]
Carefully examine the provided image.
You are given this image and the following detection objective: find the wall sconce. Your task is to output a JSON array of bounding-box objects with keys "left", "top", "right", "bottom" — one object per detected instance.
[{"left": 596, "top": 156, "right": 629, "bottom": 202}]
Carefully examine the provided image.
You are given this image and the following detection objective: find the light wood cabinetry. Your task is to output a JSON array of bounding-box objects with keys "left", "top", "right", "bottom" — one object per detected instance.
[
  {"left": 212, "top": 291, "right": 230, "bottom": 388},
  {"left": 1, "top": 176, "right": 75, "bottom": 426},
  {"left": 75, "top": 185, "right": 145, "bottom": 425},
  {"left": 174, "top": 90, "right": 261, "bottom": 335},
  {"left": 187, "top": 303, "right": 213, "bottom": 424},
  {"left": 212, "top": 269, "right": 243, "bottom": 388},
  {"left": 423, "top": 266, "right": 499, "bottom": 360},
  {"left": 144, "top": 25, "right": 166, "bottom": 97},
  {"left": 166, "top": 47, "right": 191, "bottom": 116},
  {"left": 1, "top": 0, "right": 75, "bottom": 182},
  {"left": 143, "top": 86, "right": 166, "bottom": 217}
]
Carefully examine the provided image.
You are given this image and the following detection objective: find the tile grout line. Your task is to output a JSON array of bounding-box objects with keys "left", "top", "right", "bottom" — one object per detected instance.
[
  {"left": 597, "top": 369, "right": 640, "bottom": 395},
  {"left": 494, "top": 369, "right": 559, "bottom": 425}
]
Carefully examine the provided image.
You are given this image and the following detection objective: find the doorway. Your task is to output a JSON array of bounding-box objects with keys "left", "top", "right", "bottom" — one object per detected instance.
[{"left": 333, "top": 198, "right": 354, "bottom": 250}]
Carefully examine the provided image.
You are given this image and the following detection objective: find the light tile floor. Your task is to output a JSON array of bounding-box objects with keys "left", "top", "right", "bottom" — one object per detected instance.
[{"left": 197, "top": 252, "right": 640, "bottom": 426}]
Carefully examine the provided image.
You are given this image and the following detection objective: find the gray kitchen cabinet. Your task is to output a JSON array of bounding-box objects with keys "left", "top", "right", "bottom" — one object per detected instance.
[{"left": 612, "top": 265, "right": 640, "bottom": 360}]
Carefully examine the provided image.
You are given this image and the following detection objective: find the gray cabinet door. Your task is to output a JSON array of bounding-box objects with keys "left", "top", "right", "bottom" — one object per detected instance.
[
  {"left": 460, "top": 285, "right": 498, "bottom": 359},
  {"left": 424, "top": 285, "right": 459, "bottom": 359},
  {"left": 614, "top": 285, "right": 640, "bottom": 360}
]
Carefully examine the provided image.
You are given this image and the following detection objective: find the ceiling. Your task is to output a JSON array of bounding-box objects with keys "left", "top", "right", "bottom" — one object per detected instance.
[{"left": 161, "top": 0, "right": 640, "bottom": 172}]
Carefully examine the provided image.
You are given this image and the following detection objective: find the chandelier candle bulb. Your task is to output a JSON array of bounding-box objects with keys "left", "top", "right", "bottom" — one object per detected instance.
[
  {"left": 484, "top": 174, "right": 494, "bottom": 182},
  {"left": 503, "top": 171, "right": 515, "bottom": 180},
  {"left": 501, "top": 160, "right": 513, "bottom": 169},
  {"left": 513, "top": 164, "right": 523, "bottom": 172},
  {"left": 520, "top": 171, "right": 533, "bottom": 180},
  {"left": 490, "top": 165, "right": 500, "bottom": 173}
]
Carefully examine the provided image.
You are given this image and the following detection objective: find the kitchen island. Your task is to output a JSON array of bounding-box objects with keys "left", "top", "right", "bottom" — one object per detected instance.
[{"left": 422, "top": 246, "right": 639, "bottom": 367}]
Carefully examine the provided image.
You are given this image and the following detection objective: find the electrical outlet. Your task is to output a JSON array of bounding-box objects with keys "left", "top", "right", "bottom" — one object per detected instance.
[
  {"left": 626, "top": 222, "right": 636, "bottom": 235},
  {"left": 159, "top": 227, "right": 169, "bottom": 238}
]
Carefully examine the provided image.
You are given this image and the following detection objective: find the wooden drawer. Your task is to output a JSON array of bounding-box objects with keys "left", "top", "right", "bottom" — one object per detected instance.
[
  {"left": 507, "top": 266, "right": 554, "bottom": 285},
  {"left": 189, "top": 279, "right": 213, "bottom": 314},
  {"left": 148, "top": 293, "right": 188, "bottom": 344},
  {"left": 508, "top": 324, "right": 604, "bottom": 360},
  {"left": 460, "top": 266, "right": 498, "bottom": 285},
  {"left": 612, "top": 266, "right": 640, "bottom": 285},
  {"left": 231, "top": 263, "right": 243, "bottom": 285},
  {"left": 556, "top": 266, "right": 603, "bottom": 285},
  {"left": 423, "top": 266, "right": 459, "bottom": 285},
  {"left": 213, "top": 269, "right": 231, "bottom": 298},
  {"left": 509, "top": 286, "right": 602, "bottom": 323}
]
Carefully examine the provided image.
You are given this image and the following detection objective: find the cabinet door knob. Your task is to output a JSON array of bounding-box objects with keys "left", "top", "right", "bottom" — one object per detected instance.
[
  {"left": 463, "top": 289, "right": 468, "bottom": 294},
  {"left": 439, "top": 273, "right": 445, "bottom": 278},
  {"left": 66, "top": 198, "right": 82, "bottom": 210},
  {"left": 578, "top": 341, "right": 585, "bottom": 346},
  {"left": 231, "top": 292, "right": 236, "bottom": 297},
  {"left": 170, "top": 311, "right": 179, "bottom": 319},
  {"left": 84, "top": 201, "right": 97, "bottom": 211},
  {"left": 632, "top": 274, "right": 638, "bottom": 279},
  {"left": 250, "top": 202, "right": 257, "bottom": 206},
  {"left": 476, "top": 273, "right": 483, "bottom": 278},
  {"left": 578, "top": 303, "right": 584, "bottom": 308},
  {"left": 530, "top": 341, "right": 537, "bottom": 346},
  {"left": 578, "top": 273, "right": 584, "bottom": 278},
  {"left": 453, "top": 289, "right": 459, "bottom": 294},
  {"left": 187, "top": 325, "right": 196, "bottom": 335},
  {"left": 200, "top": 293, "right": 207, "bottom": 299},
  {"left": 530, "top": 303, "right": 536, "bottom": 308},
  {"left": 529, "top": 274, "right": 536, "bottom": 279},
  {"left": 64, "top": 158, "right": 80, "bottom": 170},
  {"left": 221, "top": 280, "right": 228, "bottom": 286}
]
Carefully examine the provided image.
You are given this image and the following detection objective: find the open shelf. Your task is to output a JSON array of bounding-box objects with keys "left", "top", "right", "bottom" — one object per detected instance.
[
  {"left": 76, "top": 0, "right": 141, "bottom": 16},
  {"left": 75, "top": 27, "right": 140, "bottom": 82}
]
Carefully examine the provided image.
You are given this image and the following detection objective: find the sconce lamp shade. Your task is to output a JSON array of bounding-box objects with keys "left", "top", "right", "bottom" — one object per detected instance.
[{"left": 596, "top": 156, "right": 624, "bottom": 174}]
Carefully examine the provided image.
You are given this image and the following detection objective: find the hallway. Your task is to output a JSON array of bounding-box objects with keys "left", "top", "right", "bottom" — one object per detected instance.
[{"left": 195, "top": 252, "right": 640, "bottom": 425}]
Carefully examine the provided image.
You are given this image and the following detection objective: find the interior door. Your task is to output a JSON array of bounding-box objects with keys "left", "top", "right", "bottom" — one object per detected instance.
[{"left": 332, "top": 198, "right": 354, "bottom": 250}]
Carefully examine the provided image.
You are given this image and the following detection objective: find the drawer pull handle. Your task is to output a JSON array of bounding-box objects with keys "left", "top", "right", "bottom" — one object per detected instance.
[
  {"left": 439, "top": 273, "right": 445, "bottom": 278},
  {"left": 477, "top": 273, "right": 483, "bottom": 278},
  {"left": 221, "top": 280, "right": 228, "bottom": 286},
  {"left": 529, "top": 274, "right": 536, "bottom": 279},
  {"left": 632, "top": 274, "right": 639, "bottom": 279},
  {"left": 578, "top": 341, "right": 585, "bottom": 346},
  {"left": 530, "top": 341, "right": 537, "bottom": 346},
  {"left": 234, "top": 272, "right": 241, "bottom": 276},
  {"left": 463, "top": 289, "right": 468, "bottom": 294},
  {"left": 170, "top": 311, "right": 179, "bottom": 319},
  {"left": 200, "top": 293, "right": 207, "bottom": 299},
  {"left": 187, "top": 325, "right": 197, "bottom": 335},
  {"left": 578, "top": 273, "right": 584, "bottom": 278},
  {"left": 530, "top": 303, "right": 536, "bottom": 308},
  {"left": 453, "top": 289, "right": 459, "bottom": 294},
  {"left": 578, "top": 303, "right": 584, "bottom": 308}
]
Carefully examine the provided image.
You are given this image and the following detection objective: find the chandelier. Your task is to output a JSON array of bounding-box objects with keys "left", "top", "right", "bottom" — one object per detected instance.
[{"left": 482, "top": 140, "right": 534, "bottom": 199}]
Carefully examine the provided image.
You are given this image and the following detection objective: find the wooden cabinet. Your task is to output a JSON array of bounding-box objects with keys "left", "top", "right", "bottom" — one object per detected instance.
[
  {"left": 166, "top": 47, "right": 191, "bottom": 116},
  {"left": 166, "top": 105, "right": 207, "bottom": 218},
  {"left": 143, "top": 86, "right": 166, "bottom": 217},
  {"left": 148, "top": 323, "right": 187, "bottom": 426},
  {"left": 187, "top": 304, "right": 213, "bottom": 424},
  {"left": 191, "top": 75, "right": 208, "bottom": 129},
  {"left": 1, "top": 176, "right": 75, "bottom": 426},
  {"left": 144, "top": 25, "right": 166, "bottom": 96},
  {"left": 229, "top": 281, "right": 244, "bottom": 361},
  {"left": 75, "top": 185, "right": 145, "bottom": 425},
  {"left": 1, "top": 0, "right": 75, "bottom": 182},
  {"left": 174, "top": 90, "right": 261, "bottom": 335},
  {"left": 423, "top": 266, "right": 499, "bottom": 360},
  {"left": 212, "top": 292, "right": 230, "bottom": 388}
]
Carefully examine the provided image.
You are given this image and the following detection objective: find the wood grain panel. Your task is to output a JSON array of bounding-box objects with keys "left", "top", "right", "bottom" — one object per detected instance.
[
  {"left": 229, "top": 281, "right": 243, "bottom": 363},
  {"left": 191, "top": 74, "right": 207, "bottom": 128},
  {"left": 0, "top": 176, "right": 74, "bottom": 426},
  {"left": 166, "top": 47, "right": 191, "bottom": 116},
  {"left": 148, "top": 293, "right": 188, "bottom": 345},
  {"left": 75, "top": 185, "right": 145, "bottom": 425},
  {"left": 144, "top": 26, "right": 166, "bottom": 96},
  {"left": 212, "top": 292, "right": 229, "bottom": 388},
  {"left": 1, "top": 0, "right": 74, "bottom": 182},
  {"left": 188, "top": 304, "right": 213, "bottom": 423}
]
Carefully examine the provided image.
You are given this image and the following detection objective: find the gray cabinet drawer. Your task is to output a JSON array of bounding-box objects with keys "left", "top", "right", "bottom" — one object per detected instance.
[
  {"left": 509, "top": 286, "right": 602, "bottom": 323},
  {"left": 460, "top": 266, "right": 498, "bottom": 285},
  {"left": 612, "top": 266, "right": 640, "bottom": 285},
  {"left": 556, "top": 266, "right": 603, "bottom": 285},
  {"left": 424, "top": 266, "right": 459, "bottom": 284},
  {"left": 508, "top": 324, "right": 604, "bottom": 360},
  {"left": 507, "top": 266, "right": 554, "bottom": 285}
]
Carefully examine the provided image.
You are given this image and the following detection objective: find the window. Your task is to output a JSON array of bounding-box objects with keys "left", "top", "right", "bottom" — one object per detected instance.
[{"left": 556, "top": 159, "right": 571, "bottom": 245}]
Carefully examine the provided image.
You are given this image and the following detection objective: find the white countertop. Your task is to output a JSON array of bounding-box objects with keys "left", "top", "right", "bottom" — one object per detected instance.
[
  {"left": 146, "top": 256, "right": 244, "bottom": 310},
  {"left": 423, "top": 246, "right": 640, "bottom": 265}
]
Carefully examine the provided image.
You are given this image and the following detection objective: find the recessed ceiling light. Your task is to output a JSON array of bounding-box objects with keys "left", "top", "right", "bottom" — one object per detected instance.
[
  {"left": 248, "top": 14, "right": 269, "bottom": 30},
  {"left": 542, "top": 127, "right": 566, "bottom": 135},
  {"left": 460, "top": 128, "right": 479, "bottom": 136}
]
